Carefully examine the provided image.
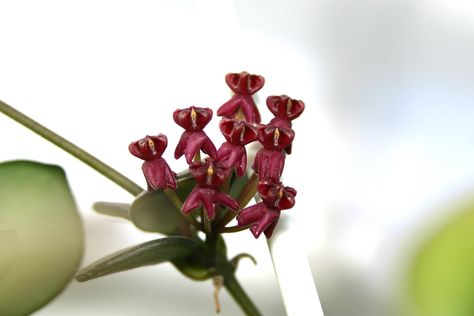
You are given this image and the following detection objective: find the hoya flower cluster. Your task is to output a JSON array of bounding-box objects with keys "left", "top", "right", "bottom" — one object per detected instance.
[{"left": 129, "top": 72, "right": 304, "bottom": 238}]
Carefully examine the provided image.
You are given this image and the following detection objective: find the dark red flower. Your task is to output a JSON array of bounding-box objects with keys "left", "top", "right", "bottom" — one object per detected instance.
[
  {"left": 252, "top": 148, "right": 285, "bottom": 182},
  {"left": 216, "top": 143, "right": 247, "bottom": 177},
  {"left": 129, "top": 134, "right": 177, "bottom": 190},
  {"left": 237, "top": 181, "right": 297, "bottom": 238},
  {"left": 219, "top": 118, "right": 258, "bottom": 146},
  {"left": 189, "top": 158, "right": 229, "bottom": 188},
  {"left": 266, "top": 95, "right": 305, "bottom": 123},
  {"left": 183, "top": 158, "right": 238, "bottom": 219},
  {"left": 173, "top": 106, "right": 217, "bottom": 164},
  {"left": 237, "top": 203, "right": 280, "bottom": 238},
  {"left": 258, "top": 181, "right": 297, "bottom": 210},
  {"left": 216, "top": 119, "right": 258, "bottom": 177},
  {"left": 217, "top": 72, "right": 265, "bottom": 123},
  {"left": 182, "top": 187, "right": 239, "bottom": 220},
  {"left": 257, "top": 125, "right": 295, "bottom": 151}
]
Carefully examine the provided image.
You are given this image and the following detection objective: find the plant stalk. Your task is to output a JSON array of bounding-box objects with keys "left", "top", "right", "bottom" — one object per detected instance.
[
  {"left": 223, "top": 270, "right": 262, "bottom": 316},
  {"left": 0, "top": 100, "right": 144, "bottom": 196}
]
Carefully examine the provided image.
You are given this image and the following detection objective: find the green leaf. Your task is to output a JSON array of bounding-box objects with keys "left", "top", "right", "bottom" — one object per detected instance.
[
  {"left": 409, "top": 196, "right": 474, "bottom": 316},
  {"left": 76, "top": 236, "right": 199, "bottom": 282},
  {"left": 0, "top": 229, "right": 18, "bottom": 281},
  {"left": 130, "top": 180, "right": 195, "bottom": 235},
  {"left": 0, "top": 160, "right": 84, "bottom": 315},
  {"left": 93, "top": 201, "right": 130, "bottom": 220}
]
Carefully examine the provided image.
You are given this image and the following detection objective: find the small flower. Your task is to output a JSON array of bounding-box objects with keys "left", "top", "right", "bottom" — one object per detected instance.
[
  {"left": 182, "top": 187, "right": 239, "bottom": 220},
  {"left": 129, "top": 134, "right": 177, "bottom": 190},
  {"left": 183, "top": 158, "right": 239, "bottom": 219},
  {"left": 189, "top": 158, "right": 229, "bottom": 188},
  {"left": 216, "top": 119, "right": 258, "bottom": 177},
  {"left": 174, "top": 106, "right": 217, "bottom": 164},
  {"left": 257, "top": 125, "right": 295, "bottom": 151},
  {"left": 252, "top": 149, "right": 285, "bottom": 182},
  {"left": 217, "top": 72, "right": 265, "bottom": 123},
  {"left": 237, "top": 181, "right": 297, "bottom": 238},
  {"left": 266, "top": 95, "right": 305, "bottom": 123},
  {"left": 219, "top": 118, "right": 258, "bottom": 146},
  {"left": 237, "top": 203, "right": 280, "bottom": 238},
  {"left": 257, "top": 181, "right": 297, "bottom": 210},
  {"left": 252, "top": 125, "right": 294, "bottom": 181}
]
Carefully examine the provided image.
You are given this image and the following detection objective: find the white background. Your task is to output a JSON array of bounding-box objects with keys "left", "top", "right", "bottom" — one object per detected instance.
[{"left": 1, "top": 0, "right": 473, "bottom": 315}]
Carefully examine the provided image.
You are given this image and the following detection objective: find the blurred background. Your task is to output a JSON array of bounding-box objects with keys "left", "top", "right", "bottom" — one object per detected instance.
[{"left": 0, "top": 0, "right": 473, "bottom": 315}]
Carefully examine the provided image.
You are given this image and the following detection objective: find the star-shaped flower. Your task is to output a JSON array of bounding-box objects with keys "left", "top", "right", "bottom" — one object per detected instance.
[
  {"left": 182, "top": 158, "right": 238, "bottom": 219},
  {"left": 174, "top": 106, "right": 217, "bottom": 164},
  {"left": 217, "top": 72, "right": 265, "bottom": 123},
  {"left": 129, "top": 134, "right": 177, "bottom": 190},
  {"left": 237, "top": 181, "right": 297, "bottom": 238},
  {"left": 216, "top": 118, "right": 258, "bottom": 177}
]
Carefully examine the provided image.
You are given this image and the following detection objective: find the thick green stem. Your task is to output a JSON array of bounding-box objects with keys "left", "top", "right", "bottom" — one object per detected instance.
[
  {"left": 0, "top": 100, "right": 144, "bottom": 196},
  {"left": 223, "top": 271, "right": 262, "bottom": 316}
]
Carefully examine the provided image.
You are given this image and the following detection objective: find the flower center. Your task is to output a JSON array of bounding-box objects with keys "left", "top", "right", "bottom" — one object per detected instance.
[
  {"left": 191, "top": 108, "right": 197, "bottom": 129},
  {"left": 273, "top": 128, "right": 280, "bottom": 147},
  {"left": 147, "top": 138, "right": 157, "bottom": 155}
]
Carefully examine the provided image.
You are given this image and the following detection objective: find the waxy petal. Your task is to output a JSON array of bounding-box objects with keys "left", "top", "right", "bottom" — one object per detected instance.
[
  {"left": 216, "top": 143, "right": 247, "bottom": 177},
  {"left": 189, "top": 158, "right": 228, "bottom": 188},
  {"left": 182, "top": 187, "right": 238, "bottom": 220},
  {"left": 237, "top": 203, "right": 280, "bottom": 238},
  {"left": 219, "top": 119, "right": 258, "bottom": 146},
  {"left": 173, "top": 106, "right": 213, "bottom": 132},
  {"left": 174, "top": 131, "right": 217, "bottom": 164},
  {"left": 129, "top": 134, "right": 168, "bottom": 161},
  {"left": 252, "top": 149, "right": 285, "bottom": 182},
  {"left": 257, "top": 125, "right": 295, "bottom": 150},
  {"left": 217, "top": 95, "right": 261, "bottom": 123},
  {"left": 266, "top": 95, "right": 305, "bottom": 121},
  {"left": 258, "top": 181, "right": 297, "bottom": 210},
  {"left": 142, "top": 158, "right": 177, "bottom": 191},
  {"left": 225, "top": 72, "right": 265, "bottom": 95}
]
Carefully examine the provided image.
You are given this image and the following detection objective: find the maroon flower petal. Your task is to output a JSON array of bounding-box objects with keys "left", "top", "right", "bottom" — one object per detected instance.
[
  {"left": 258, "top": 181, "right": 297, "bottom": 210},
  {"left": 217, "top": 95, "right": 261, "bottom": 123},
  {"left": 225, "top": 72, "right": 265, "bottom": 95},
  {"left": 129, "top": 134, "right": 168, "bottom": 161},
  {"left": 217, "top": 95, "right": 241, "bottom": 119},
  {"left": 197, "top": 187, "right": 217, "bottom": 219},
  {"left": 216, "top": 142, "right": 247, "bottom": 177},
  {"left": 214, "top": 191, "right": 239, "bottom": 211},
  {"left": 250, "top": 208, "right": 280, "bottom": 239},
  {"left": 237, "top": 203, "right": 280, "bottom": 238},
  {"left": 237, "top": 203, "right": 267, "bottom": 227},
  {"left": 174, "top": 131, "right": 217, "bottom": 164},
  {"left": 252, "top": 149, "right": 285, "bottom": 182},
  {"left": 257, "top": 125, "right": 295, "bottom": 150},
  {"left": 173, "top": 106, "right": 213, "bottom": 132},
  {"left": 263, "top": 217, "right": 280, "bottom": 239},
  {"left": 142, "top": 158, "right": 176, "bottom": 190},
  {"left": 182, "top": 189, "right": 201, "bottom": 214},
  {"left": 219, "top": 119, "right": 258, "bottom": 146},
  {"left": 189, "top": 158, "right": 228, "bottom": 188},
  {"left": 266, "top": 95, "right": 305, "bottom": 121}
]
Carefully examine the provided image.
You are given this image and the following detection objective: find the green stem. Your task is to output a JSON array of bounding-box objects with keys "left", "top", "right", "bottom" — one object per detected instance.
[
  {"left": 218, "top": 172, "right": 258, "bottom": 230},
  {"left": 0, "top": 100, "right": 144, "bottom": 196},
  {"left": 223, "top": 271, "right": 262, "bottom": 316},
  {"left": 220, "top": 224, "right": 251, "bottom": 234}
]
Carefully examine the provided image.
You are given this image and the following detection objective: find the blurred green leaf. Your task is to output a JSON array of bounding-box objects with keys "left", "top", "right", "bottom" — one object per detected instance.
[
  {"left": 0, "top": 160, "right": 84, "bottom": 315},
  {"left": 76, "top": 236, "right": 198, "bottom": 282},
  {"left": 129, "top": 179, "right": 195, "bottom": 235},
  {"left": 229, "top": 172, "right": 249, "bottom": 200},
  {"left": 0, "top": 229, "right": 18, "bottom": 281},
  {"left": 409, "top": 197, "right": 474, "bottom": 316},
  {"left": 93, "top": 201, "right": 130, "bottom": 220}
]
